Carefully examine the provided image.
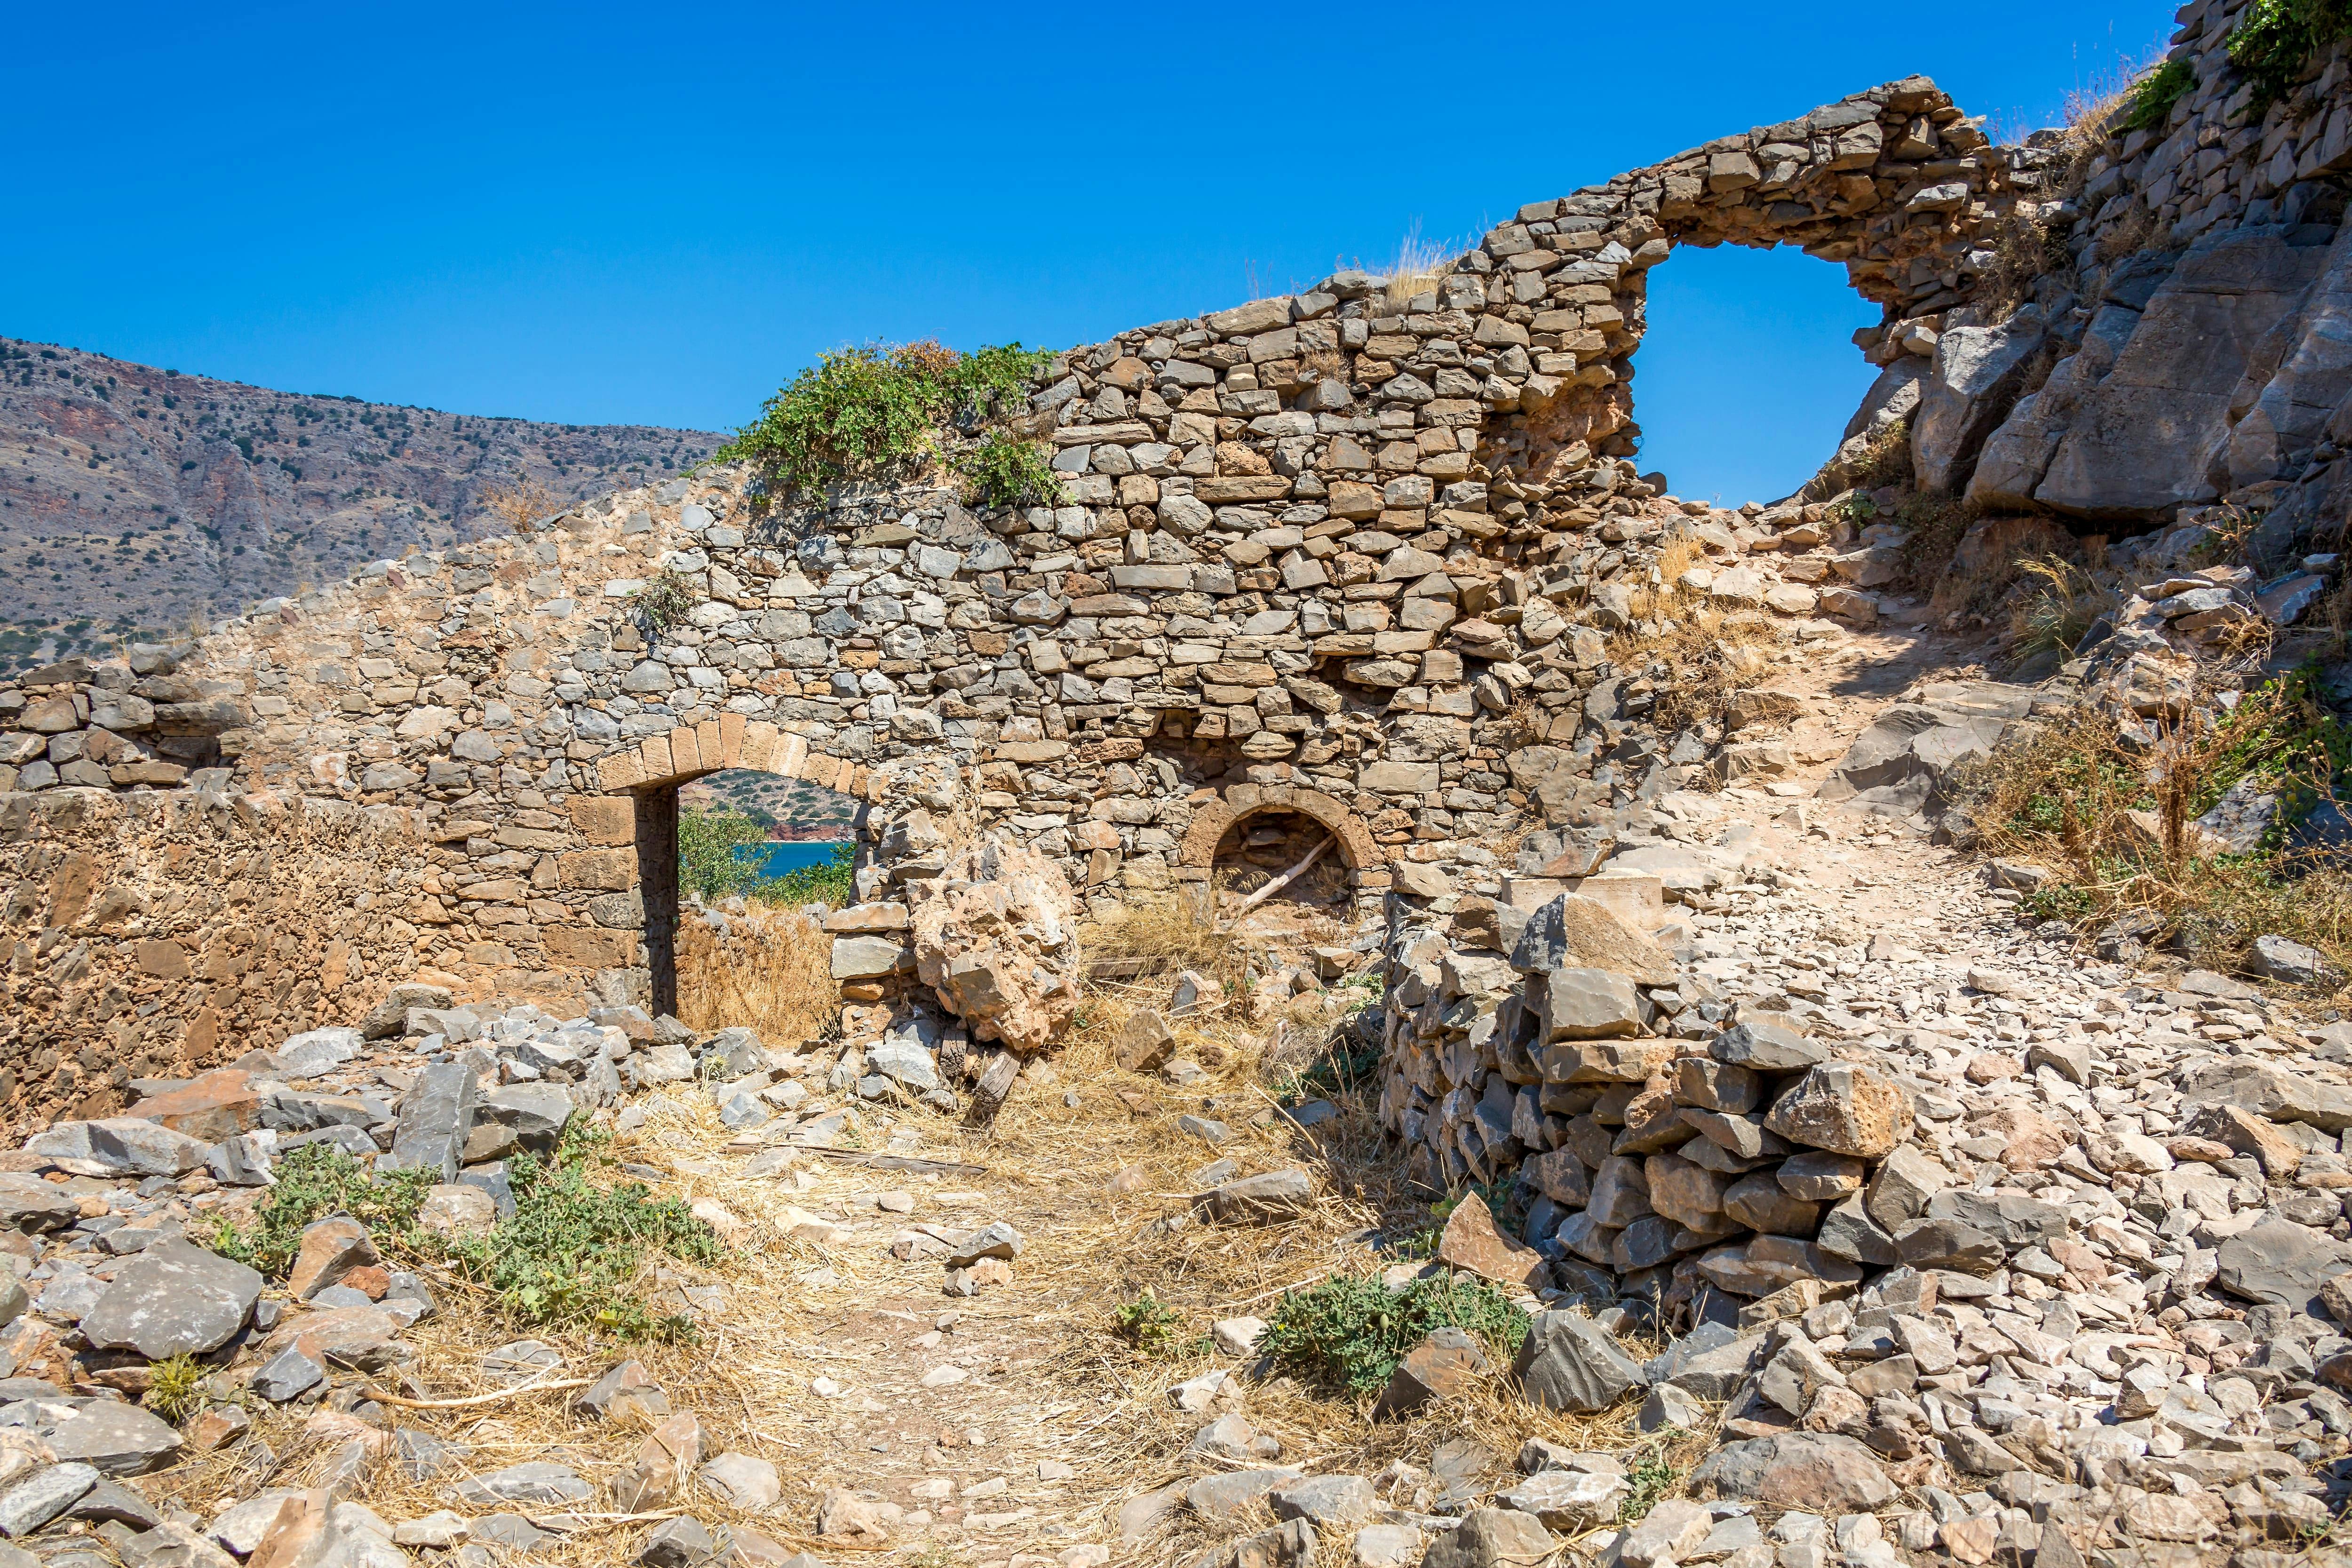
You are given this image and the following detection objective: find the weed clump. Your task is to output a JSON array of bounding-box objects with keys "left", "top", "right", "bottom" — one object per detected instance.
[
  {"left": 1257, "top": 1270, "right": 1529, "bottom": 1396},
  {"left": 443, "top": 1127, "right": 722, "bottom": 1342},
  {"left": 1618, "top": 1439, "right": 1682, "bottom": 1524},
  {"left": 1110, "top": 1292, "right": 1186, "bottom": 1355},
  {"left": 2121, "top": 57, "right": 2195, "bottom": 129},
  {"left": 209, "top": 1145, "right": 434, "bottom": 1276},
  {"left": 2004, "top": 556, "right": 2119, "bottom": 674},
  {"left": 1955, "top": 667, "right": 2352, "bottom": 976},
  {"left": 717, "top": 339, "right": 1056, "bottom": 504},
  {"left": 143, "top": 1353, "right": 205, "bottom": 1426},
  {"left": 955, "top": 429, "right": 1064, "bottom": 510},
  {"left": 2230, "top": 0, "right": 2352, "bottom": 112}
]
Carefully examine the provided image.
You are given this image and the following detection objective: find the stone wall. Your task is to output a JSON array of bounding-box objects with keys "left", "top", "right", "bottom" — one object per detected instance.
[
  {"left": 1882, "top": 0, "right": 2352, "bottom": 546},
  {"left": 4, "top": 3, "right": 2347, "bottom": 1126},
  {"left": 0, "top": 788, "right": 429, "bottom": 1123}
]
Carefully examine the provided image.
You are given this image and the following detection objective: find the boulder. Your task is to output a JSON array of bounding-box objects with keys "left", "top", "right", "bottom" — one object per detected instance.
[
  {"left": 288, "top": 1218, "right": 380, "bottom": 1302},
  {"left": 1116, "top": 1009, "right": 1177, "bottom": 1073},
  {"left": 1374, "top": 1327, "right": 1493, "bottom": 1418},
  {"left": 1686, "top": 1432, "right": 1894, "bottom": 1512},
  {"left": 2180, "top": 1058, "right": 2352, "bottom": 1132},
  {"left": 1269, "top": 1474, "right": 1379, "bottom": 1528},
  {"left": 454, "top": 1461, "right": 595, "bottom": 1508},
  {"left": 1762, "top": 1064, "right": 1908, "bottom": 1157},
  {"left": 24, "top": 1119, "right": 210, "bottom": 1177},
  {"left": 2216, "top": 1218, "right": 2352, "bottom": 1314},
  {"left": 2249, "top": 933, "right": 2340, "bottom": 987},
  {"left": 43, "top": 1405, "right": 183, "bottom": 1476},
  {"left": 1911, "top": 310, "right": 2049, "bottom": 493},
  {"left": 1422, "top": 1508, "right": 1556, "bottom": 1568},
  {"left": 1434, "top": 1194, "right": 1547, "bottom": 1288},
  {"left": 1197, "top": 1170, "right": 1314, "bottom": 1224},
  {"left": 381, "top": 1061, "right": 478, "bottom": 1182},
  {"left": 700, "top": 1450, "right": 782, "bottom": 1512},
  {"left": 1815, "top": 684, "right": 2031, "bottom": 817},
  {"left": 1508, "top": 895, "right": 1677, "bottom": 984},
  {"left": 907, "top": 836, "right": 1082, "bottom": 1055},
  {"left": 1513, "top": 1310, "right": 1646, "bottom": 1413},
  {"left": 0, "top": 1464, "right": 97, "bottom": 1538},
  {"left": 362, "top": 984, "right": 454, "bottom": 1039},
  {"left": 78, "top": 1239, "right": 262, "bottom": 1359}
]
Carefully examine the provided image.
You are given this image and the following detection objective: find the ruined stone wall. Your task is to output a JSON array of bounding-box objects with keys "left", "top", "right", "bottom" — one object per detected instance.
[
  {"left": 0, "top": 789, "right": 428, "bottom": 1124},
  {"left": 10, "top": 9, "right": 2344, "bottom": 1123}
]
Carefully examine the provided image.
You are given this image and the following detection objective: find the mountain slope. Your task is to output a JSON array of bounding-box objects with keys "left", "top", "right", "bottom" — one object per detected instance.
[{"left": 0, "top": 335, "right": 725, "bottom": 669}]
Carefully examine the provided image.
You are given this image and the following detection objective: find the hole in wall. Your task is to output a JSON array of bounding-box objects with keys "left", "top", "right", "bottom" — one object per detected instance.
[
  {"left": 1211, "top": 808, "right": 1351, "bottom": 913},
  {"left": 636, "top": 767, "right": 861, "bottom": 1020},
  {"left": 1634, "top": 243, "right": 1883, "bottom": 507}
]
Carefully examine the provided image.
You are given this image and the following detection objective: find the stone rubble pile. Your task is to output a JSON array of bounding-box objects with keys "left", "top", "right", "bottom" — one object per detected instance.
[
  {"left": 1383, "top": 886, "right": 1927, "bottom": 1315},
  {"left": 0, "top": 994, "right": 909, "bottom": 1566},
  {"left": 1336, "top": 783, "right": 2352, "bottom": 1565}
]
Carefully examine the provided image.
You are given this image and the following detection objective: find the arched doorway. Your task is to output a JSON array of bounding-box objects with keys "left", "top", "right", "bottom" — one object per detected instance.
[{"left": 1176, "top": 783, "right": 1382, "bottom": 919}]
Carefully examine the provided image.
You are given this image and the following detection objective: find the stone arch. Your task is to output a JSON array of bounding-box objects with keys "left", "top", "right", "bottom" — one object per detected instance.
[
  {"left": 1480, "top": 74, "right": 2013, "bottom": 492},
  {"left": 587, "top": 717, "right": 867, "bottom": 1016},
  {"left": 1177, "top": 783, "right": 1381, "bottom": 872}
]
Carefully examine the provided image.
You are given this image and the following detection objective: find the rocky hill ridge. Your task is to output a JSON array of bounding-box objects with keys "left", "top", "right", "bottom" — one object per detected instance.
[{"left": 0, "top": 336, "right": 723, "bottom": 668}]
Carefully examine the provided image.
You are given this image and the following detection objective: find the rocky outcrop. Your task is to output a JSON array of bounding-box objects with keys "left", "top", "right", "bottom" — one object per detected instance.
[
  {"left": 1817, "top": 679, "right": 2039, "bottom": 819},
  {"left": 1967, "top": 225, "right": 2335, "bottom": 518}
]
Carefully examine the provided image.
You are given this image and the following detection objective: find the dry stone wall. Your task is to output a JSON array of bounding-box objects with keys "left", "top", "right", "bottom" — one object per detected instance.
[{"left": 7, "top": 1, "right": 2351, "bottom": 1127}]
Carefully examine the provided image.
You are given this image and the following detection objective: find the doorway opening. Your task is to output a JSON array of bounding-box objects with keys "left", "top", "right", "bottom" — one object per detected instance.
[{"left": 1632, "top": 242, "right": 1882, "bottom": 506}]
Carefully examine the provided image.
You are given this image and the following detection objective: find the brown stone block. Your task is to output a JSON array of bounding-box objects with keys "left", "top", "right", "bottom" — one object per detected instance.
[
  {"left": 135, "top": 939, "right": 190, "bottom": 980},
  {"left": 739, "top": 720, "right": 779, "bottom": 772},
  {"left": 597, "top": 751, "right": 645, "bottom": 791},
  {"left": 569, "top": 796, "right": 635, "bottom": 847},
  {"left": 637, "top": 734, "right": 674, "bottom": 781},
  {"left": 557, "top": 849, "right": 636, "bottom": 891},
  {"left": 696, "top": 720, "right": 723, "bottom": 772},
  {"left": 543, "top": 927, "right": 638, "bottom": 969},
  {"left": 717, "top": 713, "right": 746, "bottom": 767},
  {"left": 668, "top": 727, "right": 703, "bottom": 776}
]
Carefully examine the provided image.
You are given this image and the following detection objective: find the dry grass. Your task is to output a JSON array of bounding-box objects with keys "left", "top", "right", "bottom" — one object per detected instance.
[
  {"left": 677, "top": 902, "right": 838, "bottom": 1049},
  {"left": 2002, "top": 554, "right": 2119, "bottom": 674},
  {"left": 145, "top": 879, "right": 1695, "bottom": 1563},
  {"left": 1845, "top": 416, "right": 1914, "bottom": 492},
  {"left": 1365, "top": 223, "right": 1462, "bottom": 313},
  {"left": 1607, "top": 575, "right": 1784, "bottom": 736},
  {"left": 479, "top": 473, "right": 560, "bottom": 533},
  {"left": 1956, "top": 684, "right": 2352, "bottom": 983}
]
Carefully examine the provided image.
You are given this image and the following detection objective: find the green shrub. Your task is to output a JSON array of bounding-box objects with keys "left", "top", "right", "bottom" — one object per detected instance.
[
  {"left": 209, "top": 1144, "right": 434, "bottom": 1276},
  {"left": 1619, "top": 1441, "right": 1681, "bottom": 1524},
  {"left": 2194, "top": 662, "right": 2352, "bottom": 830},
  {"left": 680, "top": 807, "right": 768, "bottom": 901},
  {"left": 717, "top": 340, "right": 1053, "bottom": 501},
  {"left": 955, "top": 430, "right": 1064, "bottom": 509},
  {"left": 2229, "top": 0, "right": 2352, "bottom": 111},
  {"left": 1257, "top": 1270, "right": 1529, "bottom": 1395},
  {"left": 1110, "top": 1292, "right": 1185, "bottom": 1355},
  {"left": 2121, "top": 58, "right": 2196, "bottom": 130},
  {"left": 753, "top": 842, "right": 857, "bottom": 907},
  {"left": 443, "top": 1126, "right": 722, "bottom": 1342}
]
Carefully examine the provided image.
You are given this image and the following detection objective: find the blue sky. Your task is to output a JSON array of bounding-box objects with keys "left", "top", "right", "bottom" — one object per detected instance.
[{"left": 8, "top": 1, "right": 2170, "bottom": 505}]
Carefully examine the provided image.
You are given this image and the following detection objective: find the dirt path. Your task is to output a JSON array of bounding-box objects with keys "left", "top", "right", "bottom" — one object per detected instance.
[{"left": 562, "top": 618, "right": 2132, "bottom": 1568}]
